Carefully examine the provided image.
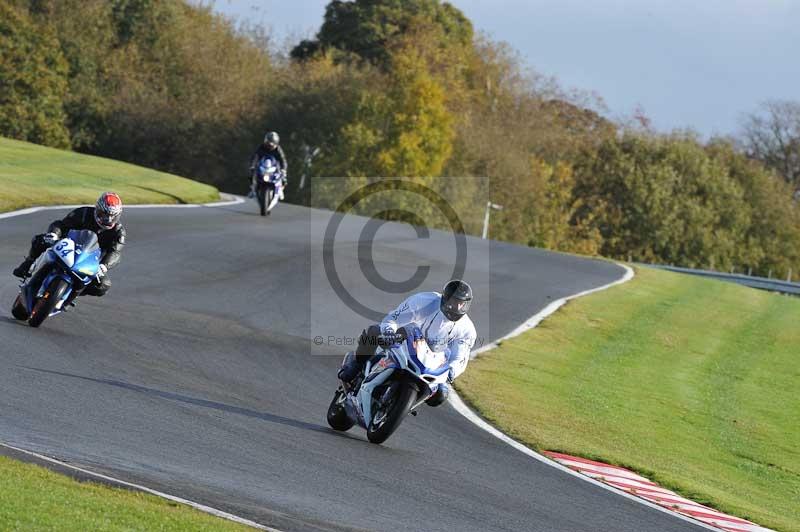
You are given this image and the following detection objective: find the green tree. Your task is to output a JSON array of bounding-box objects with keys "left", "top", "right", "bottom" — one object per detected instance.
[
  {"left": 0, "top": 2, "right": 70, "bottom": 148},
  {"left": 707, "top": 138, "right": 800, "bottom": 277},
  {"left": 291, "top": 0, "right": 473, "bottom": 68},
  {"left": 90, "top": 2, "right": 271, "bottom": 188},
  {"left": 23, "top": 0, "right": 120, "bottom": 150},
  {"left": 573, "top": 134, "right": 752, "bottom": 270}
]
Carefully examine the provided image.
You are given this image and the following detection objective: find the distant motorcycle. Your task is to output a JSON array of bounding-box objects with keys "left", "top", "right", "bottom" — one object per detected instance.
[
  {"left": 11, "top": 230, "right": 103, "bottom": 328},
  {"left": 251, "top": 154, "right": 284, "bottom": 216},
  {"left": 327, "top": 326, "right": 452, "bottom": 444}
]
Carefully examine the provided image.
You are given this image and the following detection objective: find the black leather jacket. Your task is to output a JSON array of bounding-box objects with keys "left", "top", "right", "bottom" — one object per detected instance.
[
  {"left": 250, "top": 144, "right": 288, "bottom": 176},
  {"left": 48, "top": 207, "right": 126, "bottom": 269}
]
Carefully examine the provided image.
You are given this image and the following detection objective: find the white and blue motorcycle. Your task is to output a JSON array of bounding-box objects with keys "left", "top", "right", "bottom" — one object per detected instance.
[
  {"left": 11, "top": 230, "right": 103, "bottom": 328},
  {"left": 252, "top": 154, "right": 285, "bottom": 216},
  {"left": 327, "top": 326, "right": 452, "bottom": 444}
]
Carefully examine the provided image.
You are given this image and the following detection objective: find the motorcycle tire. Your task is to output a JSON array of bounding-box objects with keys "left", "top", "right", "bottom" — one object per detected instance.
[
  {"left": 265, "top": 188, "right": 274, "bottom": 216},
  {"left": 326, "top": 390, "right": 355, "bottom": 431},
  {"left": 28, "top": 278, "right": 68, "bottom": 328},
  {"left": 11, "top": 294, "right": 29, "bottom": 321},
  {"left": 366, "top": 384, "right": 417, "bottom": 444},
  {"left": 257, "top": 186, "right": 267, "bottom": 216}
]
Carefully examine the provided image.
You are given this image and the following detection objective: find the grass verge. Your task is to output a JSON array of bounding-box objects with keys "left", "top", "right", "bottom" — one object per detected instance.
[
  {"left": 0, "top": 455, "right": 250, "bottom": 531},
  {"left": 0, "top": 137, "right": 219, "bottom": 212},
  {"left": 457, "top": 266, "right": 799, "bottom": 532}
]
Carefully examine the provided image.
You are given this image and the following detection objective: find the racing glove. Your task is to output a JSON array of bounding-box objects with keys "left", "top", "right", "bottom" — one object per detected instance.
[
  {"left": 43, "top": 232, "right": 59, "bottom": 245},
  {"left": 97, "top": 264, "right": 108, "bottom": 278}
]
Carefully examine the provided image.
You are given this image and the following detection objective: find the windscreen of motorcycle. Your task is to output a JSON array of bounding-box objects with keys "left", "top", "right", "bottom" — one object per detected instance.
[
  {"left": 258, "top": 156, "right": 278, "bottom": 182},
  {"left": 411, "top": 338, "right": 448, "bottom": 371}
]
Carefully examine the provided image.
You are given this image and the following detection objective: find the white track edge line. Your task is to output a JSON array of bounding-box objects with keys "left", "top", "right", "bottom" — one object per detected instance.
[
  {"left": 0, "top": 194, "right": 244, "bottom": 220},
  {"left": 0, "top": 442, "right": 278, "bottom": 531},
  {"left": 452, "top": 263, "right": 723, "bottom": 532}
]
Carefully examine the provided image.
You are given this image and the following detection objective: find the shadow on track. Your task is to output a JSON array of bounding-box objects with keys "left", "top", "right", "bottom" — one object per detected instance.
[
  {"left": 1, "top": 316, "right": 26, "bottom": 326},
  {"left": 131, "top": 185, "right": 187, "bottom": 204},
  {"left": 19, "top": 366, "right": 361, "bottom": 441}
]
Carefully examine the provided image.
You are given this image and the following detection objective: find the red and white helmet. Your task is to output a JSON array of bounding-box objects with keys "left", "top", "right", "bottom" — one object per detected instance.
[{"left": 95, "top": 192, "right": 122, "bottom": 229}]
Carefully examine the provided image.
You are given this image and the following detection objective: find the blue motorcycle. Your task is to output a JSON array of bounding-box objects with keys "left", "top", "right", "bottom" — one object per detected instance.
[{"left": 11, "top": 229, "right": 102, "bottom": 328}]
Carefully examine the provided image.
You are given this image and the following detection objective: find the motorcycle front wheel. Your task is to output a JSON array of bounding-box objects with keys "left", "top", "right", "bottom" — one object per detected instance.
[
  {"left": 256, "top": 185, "right": 267, "bottom": 216},
  {"left": 28, "top": 278, "right": 68, "bottom": 328},
  {"left": 265, "top": 187, "right": 274, "bottom": 216},
  {"left": 366, "top": 384, "right": 417, "bottom": 444},
  {"left": 327, "top": 389, "right": 355, "bottom": 431}
]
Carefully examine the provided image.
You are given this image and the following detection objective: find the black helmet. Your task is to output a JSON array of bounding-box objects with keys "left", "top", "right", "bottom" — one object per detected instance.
[
  {"left": 264, "top": 131, "right": 280, "bottom": 149},
  {"left": 441, "top": 280, "right": 473, "bottom": 321}
]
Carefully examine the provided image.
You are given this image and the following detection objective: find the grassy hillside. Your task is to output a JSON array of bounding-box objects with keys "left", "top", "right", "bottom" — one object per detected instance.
[
  {"left": 0, "top": 137, "right": 219, "bottom": 212},
  {"left": 0, "top": 456, "right": 248, "bottom": 531},
  {"left": 458, "top": 266, "right": 799, "bottom": 531}
]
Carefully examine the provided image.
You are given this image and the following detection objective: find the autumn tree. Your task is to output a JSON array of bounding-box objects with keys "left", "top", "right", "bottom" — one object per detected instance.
[{"left": 491, "top": 158, "right": 601, "bottom": 254}]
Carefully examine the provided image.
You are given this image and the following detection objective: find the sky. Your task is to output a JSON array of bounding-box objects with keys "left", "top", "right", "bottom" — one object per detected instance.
[{"left": 210, "top": 0, "right": 800, "bottom": 137}]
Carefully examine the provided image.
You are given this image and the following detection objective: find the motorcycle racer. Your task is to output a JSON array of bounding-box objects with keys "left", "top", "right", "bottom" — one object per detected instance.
[
  {"left": 249, "top": 131, "right": 288, "bottom": 200},
  {"left": 338, "top": 279, "right": 477, "bottom": 406},
  {"left": 12, "top": 192, "right": 125, "bottom": 297}
]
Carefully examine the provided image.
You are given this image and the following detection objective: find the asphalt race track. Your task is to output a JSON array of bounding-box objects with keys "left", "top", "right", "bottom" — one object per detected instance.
[{"left": 0, "top": 201, "right": 702, "bottom": 531}]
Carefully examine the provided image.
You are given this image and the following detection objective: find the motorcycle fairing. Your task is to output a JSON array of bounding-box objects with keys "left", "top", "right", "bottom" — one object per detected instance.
[
  {"left": 20, "top": 230, "right": 102, "bottom": 317},
  {"left": 256, "top": 155, "right": 281, "bottom": 183},
  {"left": 355, "top": 359, "right": 396, "bottom": 429}
]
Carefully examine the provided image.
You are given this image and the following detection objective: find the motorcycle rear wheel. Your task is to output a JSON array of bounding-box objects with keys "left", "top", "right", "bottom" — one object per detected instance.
[
  {"left": 327, "top": 390, "right": 355, "bottom": 431},
  {"left": 28, "top": 278, "right": 68, "bottom": 328},
  {"left": 366, "top": 384, "right": 416, "bottom": 444},
  {"left": 11, "top": 294, "right": 28, "bottom": 321}
]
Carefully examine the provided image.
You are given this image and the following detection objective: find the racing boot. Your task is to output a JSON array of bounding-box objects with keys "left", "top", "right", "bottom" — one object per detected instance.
[
  {"left": 12, "top": 257, "right": 34, "bottom": 278},
  {"left": 337, "top": 356, "right": 364, "bottom": 385},
  {"left": 337, "top": 351, "right": 366, "bottom": 386}
]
